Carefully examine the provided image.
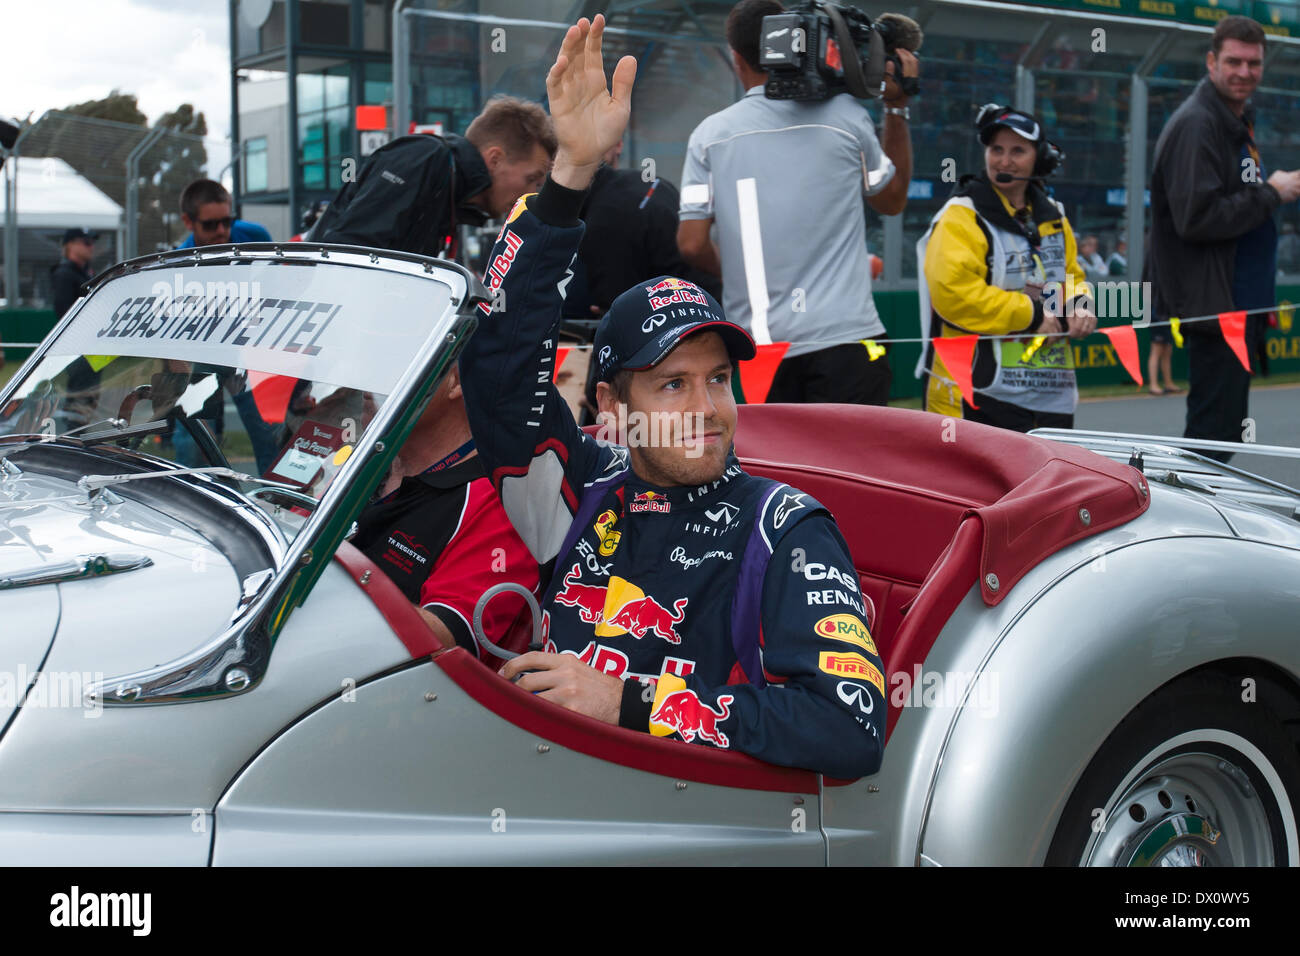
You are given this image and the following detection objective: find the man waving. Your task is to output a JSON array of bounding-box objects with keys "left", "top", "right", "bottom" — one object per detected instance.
[{"left": 460, "top": 16, "right": 884, "bottom": 779}]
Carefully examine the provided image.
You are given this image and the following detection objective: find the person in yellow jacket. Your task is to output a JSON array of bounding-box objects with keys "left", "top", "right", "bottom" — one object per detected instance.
[{"left": 916, "top": 105, "right": 1097, "bottom": 431}]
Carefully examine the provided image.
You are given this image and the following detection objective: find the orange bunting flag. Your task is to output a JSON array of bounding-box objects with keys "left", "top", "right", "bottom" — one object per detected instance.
[
  {"left": 247, "top": 372, "right": 297, "bottom": 425},
  {"left": 931, "top": 335, "right": 980, "bottom": 410},
  {"left": 1099, "top": 325, "right": 1143, "bottom": 386},
  {"left": 553, "top": 346, "right": 571, "bottom": 382},
  {"left": 742, "top": 342, "right": 791, "bottom": 404},
  {"left": 1218, "top": 310, "right": 1252, "bottom": 372}
]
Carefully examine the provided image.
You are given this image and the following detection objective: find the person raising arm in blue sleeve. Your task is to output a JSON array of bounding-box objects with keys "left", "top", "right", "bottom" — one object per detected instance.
[{"left": 459, "top": 15, "right": 884, "bottom": 779}]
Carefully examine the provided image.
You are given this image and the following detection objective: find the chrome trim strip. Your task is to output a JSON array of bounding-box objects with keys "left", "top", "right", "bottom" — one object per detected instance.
[{"left": 0, "top": 553, "right": 153, "bottom": 590}]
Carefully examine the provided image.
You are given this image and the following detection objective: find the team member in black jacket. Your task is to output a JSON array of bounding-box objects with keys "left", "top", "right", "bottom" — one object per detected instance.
[
  {"left": 50, "top": 228, "right": 98, "bottom": 319},
  {"left": 460, "top": 16, "right": 884, "bottom": 779},
  {"left": 312, "top": 96, "right": 556, "bottom": 257},
  {"left": 1147, "top": 16, "right": 1300, "bottom": 461}
]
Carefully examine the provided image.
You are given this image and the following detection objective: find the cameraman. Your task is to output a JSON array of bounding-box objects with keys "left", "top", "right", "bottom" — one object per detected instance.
[{"left": 677, "top": 0, "right": 916, "bottom": 405}]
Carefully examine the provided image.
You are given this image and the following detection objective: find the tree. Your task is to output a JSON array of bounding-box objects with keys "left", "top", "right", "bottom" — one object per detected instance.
[
  {"left": 63, "top": 90, "right": 147, "bottom": 127},
  {"left": 22, "top": 93, "right": 213, "bottom": 254}
]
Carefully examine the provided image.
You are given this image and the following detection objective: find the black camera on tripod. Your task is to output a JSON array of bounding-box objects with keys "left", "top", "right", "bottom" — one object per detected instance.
[{"left": 760, "top": 1, "right": 922, "bottom": 102}]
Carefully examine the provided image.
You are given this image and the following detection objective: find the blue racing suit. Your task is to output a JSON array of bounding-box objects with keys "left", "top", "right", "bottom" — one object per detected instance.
[{"left": 459, "top": 180, "right": 885, "bottom": 779}]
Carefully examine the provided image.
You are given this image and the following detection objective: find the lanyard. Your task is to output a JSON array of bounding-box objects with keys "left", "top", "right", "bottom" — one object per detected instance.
[
  {"left": 424, "top": 439, "right": 475, "bottom": 475},
  {"left": 1245, "top": 121, "right": 1261, "bottom": 171}
]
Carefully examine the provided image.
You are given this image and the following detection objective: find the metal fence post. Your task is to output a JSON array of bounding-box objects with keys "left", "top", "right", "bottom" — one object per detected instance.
[
  {"left": 124, "top": 126, "right": 167, "bottom": 259},
  {"left": 2, "top": 144, "right": 18, "bottom": 307},
  {"left": 1126, "top": 33, "right": 1174, "bottom": 286},
  {"left": 392, "top": 0, "right": 411, "bottom": 138}
]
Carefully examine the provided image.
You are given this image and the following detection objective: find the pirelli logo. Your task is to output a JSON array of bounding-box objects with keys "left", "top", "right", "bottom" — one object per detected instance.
[{"left": 819, "top": 652, "right": 885, "bottom": 696}]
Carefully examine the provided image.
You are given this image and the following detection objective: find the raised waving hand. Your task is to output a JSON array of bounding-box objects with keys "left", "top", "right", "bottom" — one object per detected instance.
[{"left": 547, "top": 14, "right": 637, "bottom": 190}]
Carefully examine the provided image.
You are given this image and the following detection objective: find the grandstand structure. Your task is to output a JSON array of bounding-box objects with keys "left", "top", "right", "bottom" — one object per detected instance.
[{"left": 230, "top": 0, "right": 1300, "bottom": 293}]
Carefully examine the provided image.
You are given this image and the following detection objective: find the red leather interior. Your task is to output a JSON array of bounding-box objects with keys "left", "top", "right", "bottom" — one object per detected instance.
[
  {"left": 350, "top": 403, "right": 1147, "bottom": 785},
  {"left": 735, "top": 403, "right": 1149, "bottom": 736}
]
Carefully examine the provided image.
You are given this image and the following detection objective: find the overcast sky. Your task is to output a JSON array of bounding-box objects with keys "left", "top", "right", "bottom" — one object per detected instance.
[{"left": 3, "top": 0, "right": 231, "bottom": 140}]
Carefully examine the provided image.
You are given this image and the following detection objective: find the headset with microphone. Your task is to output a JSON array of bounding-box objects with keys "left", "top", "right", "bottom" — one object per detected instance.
[{"left": 975, "top": 103, "right": 1064, "bottom": 181}]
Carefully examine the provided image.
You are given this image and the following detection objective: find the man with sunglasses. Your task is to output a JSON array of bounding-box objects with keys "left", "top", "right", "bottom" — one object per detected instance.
[
  {"left": 178, "top": 179, "right": 272, "bottom": 248},
  {"left": 172, "top": 179, "right": 276, "bottom": 471}
]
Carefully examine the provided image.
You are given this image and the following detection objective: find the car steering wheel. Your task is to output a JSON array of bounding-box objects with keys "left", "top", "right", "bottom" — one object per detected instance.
[
  {"left": 115, "top": 384, "right": 152, "bottom": 425},
  {"left": 472, "top": 583, "right": 543, "bottom": 660}
]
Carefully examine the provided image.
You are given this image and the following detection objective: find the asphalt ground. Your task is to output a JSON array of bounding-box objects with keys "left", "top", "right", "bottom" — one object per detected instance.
[{"left": 1074, "top": 382, "right": 1300, "bottom": 490}]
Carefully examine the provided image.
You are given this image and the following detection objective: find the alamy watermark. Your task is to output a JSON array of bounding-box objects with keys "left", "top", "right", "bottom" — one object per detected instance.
[
  {"left": 595, "top": 403, "right": 708, "bottom": 458},
  {"left": 890, "top": 665, "right": 1000, "bottom": 718},
  {"left": 1041, "top": 280, "right": 1152, "bottom": 327},
  {"left": 0, "top": 667, "right": 105, "bottom": 718}
]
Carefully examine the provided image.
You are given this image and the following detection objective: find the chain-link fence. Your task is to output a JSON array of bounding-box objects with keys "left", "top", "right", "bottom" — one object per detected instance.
[{"left": 1, "top": 111, "right": 231, "bottom": 311}]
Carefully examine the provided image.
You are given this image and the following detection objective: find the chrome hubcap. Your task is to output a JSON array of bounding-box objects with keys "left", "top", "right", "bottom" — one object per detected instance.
[{"left": 1085, "top": 752, "right": 1275, "bottom": 866}]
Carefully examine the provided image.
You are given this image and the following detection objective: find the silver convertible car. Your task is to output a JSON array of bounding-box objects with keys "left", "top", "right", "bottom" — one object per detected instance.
[{"left": 1, "top": 244, "right": 1297, "bottom": 866}]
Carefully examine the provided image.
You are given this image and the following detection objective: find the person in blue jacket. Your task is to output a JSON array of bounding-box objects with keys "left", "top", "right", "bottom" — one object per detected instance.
[
  {"left": 177, "top": 179, "right": 272, "bottom": 248},
  {"left": 458, "top": 16, "right": 885, "bottom": 779},
  {"left": 171, "top": 178, "right": 277, "bottom": 472}
]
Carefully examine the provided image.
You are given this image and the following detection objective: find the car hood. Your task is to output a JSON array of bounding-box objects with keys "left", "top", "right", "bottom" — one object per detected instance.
[{"left": 0, "top": 470, "right": 239, "bottom": 729}]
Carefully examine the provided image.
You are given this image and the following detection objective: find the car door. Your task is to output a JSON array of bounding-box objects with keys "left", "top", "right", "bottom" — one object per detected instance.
[{"left": 214, "top": 564, "right": 826, "bottom": 866}]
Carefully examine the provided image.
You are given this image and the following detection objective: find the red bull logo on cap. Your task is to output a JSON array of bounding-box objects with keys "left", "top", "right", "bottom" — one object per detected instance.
[
  {"left": 630, "top": 490, "right": 671, "bottom": 514},
  {"left": 650, "top": 684, "right": 734, "bottom": 748},
  {"left": 648, "top": 288, "right": 708, "bottom": 310},
  {"left": 645, "top": 277, "right": 699, "bottom": 295}
]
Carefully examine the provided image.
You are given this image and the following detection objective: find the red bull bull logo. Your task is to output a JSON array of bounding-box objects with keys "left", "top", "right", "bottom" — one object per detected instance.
[
  {"left": 650, "top": 690, "right": 734, "bottom": 748},
  {"left": 644, "top": 277, "right": 699, "bottom": 295},
  {"left": 629, "top": 490, "right": 671, "bottom": 514},
  {"left": 553, "top": 570, "right": 688, "bottom": 646},
  {"left": 552, "top": 563, "right": 607, "bottom": 624},
  {"left": 606, "top": 594, "right": 688, "bottom": 644}
]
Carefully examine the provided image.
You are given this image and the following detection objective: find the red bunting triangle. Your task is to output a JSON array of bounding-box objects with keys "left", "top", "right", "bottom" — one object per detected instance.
[
  {"left": 742, "top": 342, "right": 791, "bottom": 404},
  {"left": 1218, "top": 310, "right": 1252, "bottom": 372},
  {"left": 553, "top": 346, "right": 571, "bottom": 382},
  {"left": 931, "top": 335, "right": 980, "bottom": 410},
  {"left": 247, "top": 371, "right": 296, "bottom": 425},
  {"left": 1099, "top": 325, "right": 1143, "bottom": 386}
]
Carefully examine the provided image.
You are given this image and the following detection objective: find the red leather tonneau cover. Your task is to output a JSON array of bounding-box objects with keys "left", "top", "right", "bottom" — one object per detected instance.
[{"left": 733, "top": 404, "right": 1149, "bottom": 606}]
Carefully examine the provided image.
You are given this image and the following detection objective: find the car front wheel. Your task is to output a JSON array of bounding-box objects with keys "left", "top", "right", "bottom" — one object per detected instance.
[{"left": 1046, "top": 671, "right": 1300, "bottom": 866}]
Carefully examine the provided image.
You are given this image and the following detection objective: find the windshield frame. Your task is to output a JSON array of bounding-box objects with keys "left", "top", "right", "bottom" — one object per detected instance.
[{"left": 1, "top": 242, "right": 489, "bottom": 707}]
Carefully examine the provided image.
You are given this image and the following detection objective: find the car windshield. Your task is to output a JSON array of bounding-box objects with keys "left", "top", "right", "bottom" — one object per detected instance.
[{"left": 0, "top": 248, "right": 465, "bottom": 540}]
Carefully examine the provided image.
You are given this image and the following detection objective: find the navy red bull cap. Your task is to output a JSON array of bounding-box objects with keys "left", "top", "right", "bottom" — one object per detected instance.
[{"left": 593, "top": 275, "right": 756, "bottom": 383}]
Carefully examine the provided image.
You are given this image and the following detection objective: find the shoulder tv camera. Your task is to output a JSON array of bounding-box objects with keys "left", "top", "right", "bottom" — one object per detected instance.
[{"left": 760, "top": 2, "right": 922, "bottom": 102}]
